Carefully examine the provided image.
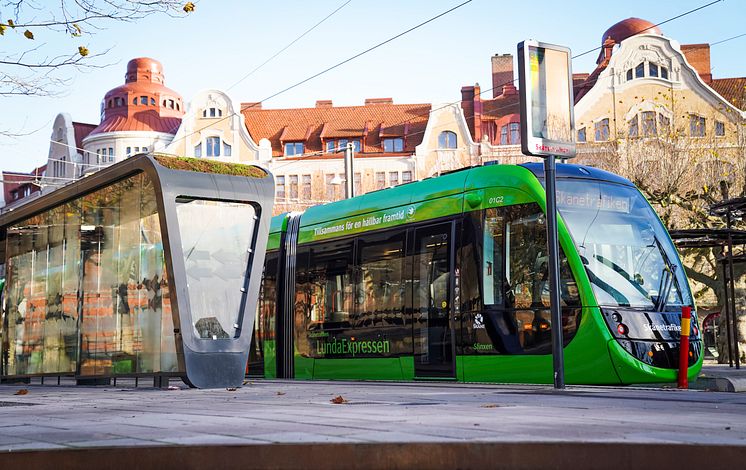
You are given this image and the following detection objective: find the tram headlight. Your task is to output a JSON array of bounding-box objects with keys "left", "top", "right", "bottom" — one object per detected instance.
[
  {"left": 617, "top": 324, "right": 628, "bottom": 336},
  {"left": 611, "top": 312, "right": 622, "bottom": 323}
]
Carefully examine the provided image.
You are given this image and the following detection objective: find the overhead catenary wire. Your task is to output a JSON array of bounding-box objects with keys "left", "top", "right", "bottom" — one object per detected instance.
[
  {"left": 226, "top": 0, "right": 353, "bottom": 92},
  {"left": 270, "top": 31, "right": 744, "bottom": 173},
  {"left": 165, "top": 0, "right": 473, "bottom": 151},
  {"left": 15, "top": 0, "right": 736, "bottom": 183}
]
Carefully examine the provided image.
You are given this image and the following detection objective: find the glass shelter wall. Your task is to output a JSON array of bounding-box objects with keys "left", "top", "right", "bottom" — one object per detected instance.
[{"left": 2, "top": 172, "right": 180, "bottom": 377}]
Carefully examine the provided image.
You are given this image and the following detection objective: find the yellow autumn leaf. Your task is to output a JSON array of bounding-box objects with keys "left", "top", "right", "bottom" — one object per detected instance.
[
  {"left": 78, "top": 46, "right": 89, "bottom": 57},
  {"left": 23, "top": 29, "right": 33, "bottom": 39},
  {"left": 183, "top": 2, "right": 195, "bottom": 13},
  {"left": 0, "top": 24, "right": 5, "bottom": 35}
]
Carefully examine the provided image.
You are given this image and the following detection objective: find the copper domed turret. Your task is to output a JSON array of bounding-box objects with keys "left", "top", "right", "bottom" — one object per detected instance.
[
  {"left": 597, "top": 18, "right": 662, "bottom": 64},
  {"left": 89, "top": 57, "right": 184, "bottom": 136}
]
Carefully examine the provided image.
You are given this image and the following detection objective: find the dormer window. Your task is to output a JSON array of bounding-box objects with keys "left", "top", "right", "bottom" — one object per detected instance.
[
  {"left": 383, "top": 137, "right": 404, "bottom": 153},
  {"left": 325, "top": 139, "right": 361, "bottom": 153},
  {"left": 284, "top": 142, "right": 304, "bottom": 156}
]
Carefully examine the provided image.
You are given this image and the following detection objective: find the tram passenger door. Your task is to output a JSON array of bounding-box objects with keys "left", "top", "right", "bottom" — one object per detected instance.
[{"left": 413, "top": 223, "right": 456, "bottom": 379}]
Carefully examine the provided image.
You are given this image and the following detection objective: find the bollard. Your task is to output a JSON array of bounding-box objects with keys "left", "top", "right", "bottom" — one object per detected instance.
[{"left": 678, "top": 306, "right": 692, "bottom": 389}]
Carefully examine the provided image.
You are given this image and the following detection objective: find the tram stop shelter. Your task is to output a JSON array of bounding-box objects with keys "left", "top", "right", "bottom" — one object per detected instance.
[
  {"left": 0, "top": 155, "right": 274, "bottom": 388},
  {"left": 670, "top": 196, "right": 746, "bottom": 369}
]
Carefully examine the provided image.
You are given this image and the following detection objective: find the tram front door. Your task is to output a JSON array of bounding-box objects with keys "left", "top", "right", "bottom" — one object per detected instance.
[{"left": 413, "top": 222, "right": 455, "bottom": 379}]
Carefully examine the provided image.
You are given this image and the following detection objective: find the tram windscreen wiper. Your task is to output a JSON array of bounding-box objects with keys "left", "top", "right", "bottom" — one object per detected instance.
[
  {"left": 593, "top": 253, "right": 649, "bottom": 298},
  {"left": 652, "top": 234, "right": 678, "bottom": 312}
]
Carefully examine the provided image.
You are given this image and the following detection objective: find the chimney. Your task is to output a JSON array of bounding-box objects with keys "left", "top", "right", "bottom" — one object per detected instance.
[
  {"left": 364, "top": 97, "right": 394, "bottom": 106},
  {"left": 461, "top": 83, "right": 482, "bottom": 142},
  {"left": 241, "top": 102, "right": 262, "bottom": 111},
  {"left": 491, "top": 54, "right": 514, "bottom": 98},
  {"left": 315, "top": 100, "right": 333, "bottom": 108},
  {"left": 681, "top": 44, "right": 712, "bottom": 84}
]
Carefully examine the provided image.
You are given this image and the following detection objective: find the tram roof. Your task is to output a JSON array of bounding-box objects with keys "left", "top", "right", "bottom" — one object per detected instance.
[{"left": 519, "top": 162, "right": 635, "bottom": 187}]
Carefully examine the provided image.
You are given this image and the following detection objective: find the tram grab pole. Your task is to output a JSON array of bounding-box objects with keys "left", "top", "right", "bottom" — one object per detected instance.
[{"left": 678, "top": 306, "right": 692, "bottom": 388}]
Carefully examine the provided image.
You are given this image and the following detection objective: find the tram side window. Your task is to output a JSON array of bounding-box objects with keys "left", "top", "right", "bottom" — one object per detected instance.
[
  {"left": 503, "top": 204, "right": 580, "bottom": 309},
  {"left": 250, "top": 251, "right": 278, "bottom": 377},
  {"left": 482, "top": 209, "right": 505, "bottom": 307},
  {"left": 356, "top": 230, "right": 406, "bottom": 328},
  {"left": 466, "top": 203, "right": 581, "bottom": 355},
  {"left": 307, "top": 240, "right": 354, "bottom": 329}
]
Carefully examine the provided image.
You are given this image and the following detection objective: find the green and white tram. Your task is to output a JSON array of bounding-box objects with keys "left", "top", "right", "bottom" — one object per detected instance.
[{"left": 249, "top": 163, "right": 701, "bottom": 384}]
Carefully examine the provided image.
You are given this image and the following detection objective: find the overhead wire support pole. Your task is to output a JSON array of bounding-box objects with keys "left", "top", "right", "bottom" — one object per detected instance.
[
  {"left": 344, "top": 142, "right": 355, "bottom": 199},
  {"left": 725, "top": 209, "right": 740, "bottom": 369}
]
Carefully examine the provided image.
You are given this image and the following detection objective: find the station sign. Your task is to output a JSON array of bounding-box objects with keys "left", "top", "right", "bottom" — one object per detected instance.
[{"left": 518, "top": 40, "right": 576, "bottom": 159}]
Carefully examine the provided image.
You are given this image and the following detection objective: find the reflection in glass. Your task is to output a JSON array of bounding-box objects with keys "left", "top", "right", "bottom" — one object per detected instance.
[
  {"left": 175, "top": 198, "right": 256, "bottom": 340},
  {"left": 1, "top": 172, "right": 179, "bottom": 377},
  {"left": 557, "top": 180, "right": 692, "bottom": 309}
]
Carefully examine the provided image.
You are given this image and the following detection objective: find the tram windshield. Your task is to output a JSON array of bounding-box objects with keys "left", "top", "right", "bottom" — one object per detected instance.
[{"left": 556, "top": 179, "right": 691, "bottom": 309}]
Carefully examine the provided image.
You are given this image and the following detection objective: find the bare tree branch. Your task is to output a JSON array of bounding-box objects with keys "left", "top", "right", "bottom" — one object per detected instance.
[{"left": 0, "top": 0, "right": 194, "bottom": 97}]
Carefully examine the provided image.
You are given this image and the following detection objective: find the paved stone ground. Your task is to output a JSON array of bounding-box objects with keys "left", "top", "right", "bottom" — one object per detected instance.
[{"left": 1, "top": 379, "right": 745, "bottom": 451}]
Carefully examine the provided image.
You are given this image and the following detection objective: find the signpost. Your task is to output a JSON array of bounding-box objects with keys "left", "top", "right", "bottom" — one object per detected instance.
[{"left": 517, "top": 40, "right": 576, "bottom": 389}]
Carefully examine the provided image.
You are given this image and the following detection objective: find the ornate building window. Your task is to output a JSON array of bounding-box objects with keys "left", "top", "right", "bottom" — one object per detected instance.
[
  {"left": 438, "top": 131, "right": 457, "bottom": 149},
  {"left": 276, "top": 176, "right": 286, "bottom": 200},
  {"left": 206, "top": 136, "right": 221, "bottom": 157},
  {"left": 376, "top": 172, "right": 386, "bottom": 190},
  {"left": 628, "top": 116, "right": 639, "bottom": 138},
  {"left": 626, "top": 61, "right": 669, "bottom": 82},
  {"left": 627, "top": 111, "right": 668, "bottom": 138},
  {"left": 202, "top": 107, "right": 223, "bottom": 118},
  {"left": 577, "top": 127, "right": 586, "bottom": 142},
  {"left": 594, "top": 118, "right": 610, "bottom": 141},
  {"left": 289, "top": 175, "right": 299, "bottom": 200},
  {"left": 641, "top": 111, "right": 657, "bottom": 137},
  {"left": 715, "top": 121, "right": 725, "bottom": 137},
  {"left": 302, "top": 174, "right": 312, "bottom": 199},
  {"left": 689, "top": 115, "right": 706, "bottom": 137}
]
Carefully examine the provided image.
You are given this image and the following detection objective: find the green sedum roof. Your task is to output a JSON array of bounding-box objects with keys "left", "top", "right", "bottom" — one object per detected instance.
[{"left": 153, "top": 154, "right": 267, "bottom": 178}]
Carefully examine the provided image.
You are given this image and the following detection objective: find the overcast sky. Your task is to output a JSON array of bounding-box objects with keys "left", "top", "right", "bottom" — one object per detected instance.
[{"left": 2, "top": 0, "right": 745, "bottom": 172}]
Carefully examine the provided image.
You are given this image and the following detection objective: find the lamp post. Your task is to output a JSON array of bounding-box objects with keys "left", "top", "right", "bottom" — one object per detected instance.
[{"left": 330, "top": 142, "right": 355, "bottom": 199}]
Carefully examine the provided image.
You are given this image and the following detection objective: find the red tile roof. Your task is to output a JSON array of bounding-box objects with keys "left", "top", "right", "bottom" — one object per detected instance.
[
  {"left": 3, "top": 164, "right": 46, "bottom": 204},
  {"left": 242, "top": 102, "right": 431, "bottom": 157},
  {"left": 711, "top": 78, "right": 746, "bottom": 111},
  {"left": 73, "top": 122, "right": 97, "bottom": 153},
  {"left": 481, "top": 93, "right": 519, "bottom": 120}
]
